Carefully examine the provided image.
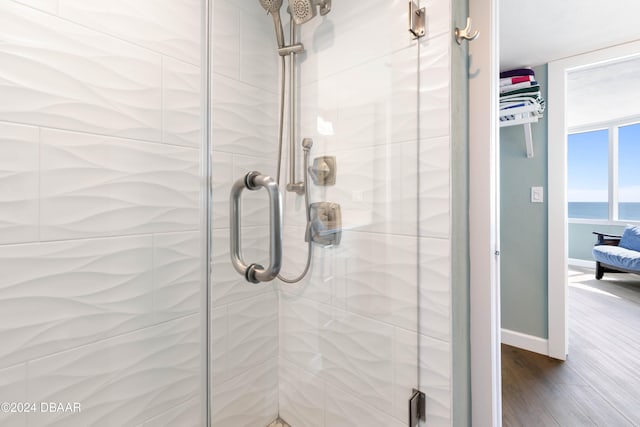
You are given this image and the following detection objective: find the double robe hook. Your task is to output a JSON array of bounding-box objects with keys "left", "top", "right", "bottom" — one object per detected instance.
[{"left": 455, "top": 17, "right": 479, "bottom": 44}]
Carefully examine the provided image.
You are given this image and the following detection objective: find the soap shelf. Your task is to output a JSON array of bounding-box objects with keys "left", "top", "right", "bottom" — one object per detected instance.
[{"left": 499, "top": 104, "right": 541, "bottom": 158}]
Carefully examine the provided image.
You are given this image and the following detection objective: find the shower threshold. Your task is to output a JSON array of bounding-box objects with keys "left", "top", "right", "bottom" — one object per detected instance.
[{"left": 267, "top": 418, "right": 291, "bottom": 427}]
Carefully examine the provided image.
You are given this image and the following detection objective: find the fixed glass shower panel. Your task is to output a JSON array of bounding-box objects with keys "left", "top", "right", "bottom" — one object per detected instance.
[
  {"left": 0, "top": 1, "right": 206, "bottom": 426},
  {"left": 211, "top": 2, "right": 429, "bottom": 426}
]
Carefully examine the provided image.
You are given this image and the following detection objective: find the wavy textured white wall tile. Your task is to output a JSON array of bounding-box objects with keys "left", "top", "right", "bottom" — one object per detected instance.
[
  {"left": 211, "top": 73, "right": 278, "bottom": 158},
  {"left": 211, "top": 227, "right": 274, "bottom": 307},
  {"left": 212, "top": 0, "right": 240, "bottom": 81},
  {"left": 0, "top": 363, "right": 27, "bottom": 427},
  {"left": 280, "top": 296, "right": 331, "bottom": 372},
  {"left": 323, "top": 142, "right": 418, "bottom": 236},
  {"left": 223, "top": 292, "right": 278, "bottom": 382},
  {"left": 278, "top": 359, "right": 325, "bottom": 427},
  {"left": 298, "top": 1, "right": 416, "bottom": 85},
  {"left": 211, "top": 151, "right": 234, "bottom": 230},
  {"left": 280, "top": 297, "right": 397, "bottom": 416},
  {"left": 11, "top": 0, "right": 58, "bottom": 14},
  {"left": 419, "top": 136, "right": 451, "bottom": 239},
  {"left": 393, "top": 327, "right": 418, "bottom": 424},
  {"left": 0, "top": 2, "right": 163, "bottom": 142},
  {"left": 40, "top": 129, "right": 199, "bottom": 240},
  {"left": 324, "top": 384, "right": 405, "bottom": 427},
  {"left": 142, "top": 396, "right": 200, "bottom": 427},
  {"left": 238, "top": 8, "right": 279, "bottom": 94},
  {"left": 0, "top": 235, "right": 156, "bottom": 369},
  {"left": 58, "top": 0, "right": 200, "bottom": 65},
  {"left": 418, "top": 334, "right": 452, "bottom": 427},
  {"left": 419, "top": 237, "right": 451, "bottom": 341},
  {"left": 419, "top": 33, "right": 451, "bottom": 140},
  {"left": 153, "top": 232, "right": 200, "bottom": 322},
  {"left": 162, "top": 57, "right": 201, "bottom": 148},
  {"left": 335, "top": 48, "right": 418, "bottom": 151},
  {"left": 211, "top": 304, "right": 228, "bottom": 380},
  {"left": 27, "top": 315, "right": 200, "bottom": 427},
  {"left": 0, "top": 122, "right": 39, "bottom": 245},
  {"left": 212, "top": 359, "right": 278, "bottom": 427},
  {"left": 341, "top": 231, "right": 418, "bottom": 330},
  {"left": 321, "top": 307, "right": 395, "bottom": 415}
]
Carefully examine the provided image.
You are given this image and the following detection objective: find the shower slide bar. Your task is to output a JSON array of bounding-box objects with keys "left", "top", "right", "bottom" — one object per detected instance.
[{"left": 230, "top": 171, "right": 283, "bottom": 283}]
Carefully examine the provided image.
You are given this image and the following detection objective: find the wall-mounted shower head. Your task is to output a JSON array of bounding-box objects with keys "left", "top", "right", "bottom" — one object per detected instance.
[
  {"left": 288, "top": 0, "right": 331, "bottom": 25},
  {"left": 258, "top": 0, "right": 285, "bottom": 48}
]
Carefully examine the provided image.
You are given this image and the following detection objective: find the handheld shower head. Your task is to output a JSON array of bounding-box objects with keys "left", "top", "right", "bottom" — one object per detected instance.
[
  {"left": 259, "top": 0, "right": 283, "bottom": 13},
  {"left": 258, "top": 0, "right": 285, "bottom": 48},
  {"left": 288, "top": 0, "right": 331, "bottom": 25},
  {"left": 288, "top": 0, "right": 316, "bottom": 25}
]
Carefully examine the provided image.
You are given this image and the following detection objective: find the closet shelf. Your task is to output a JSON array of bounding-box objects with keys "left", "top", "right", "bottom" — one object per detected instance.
[
  {"left": 499, "top": 67, "right": 545, "bottom": 159},
  {"left": 499, "top": 105, "right": 542, "bottom": 158}
]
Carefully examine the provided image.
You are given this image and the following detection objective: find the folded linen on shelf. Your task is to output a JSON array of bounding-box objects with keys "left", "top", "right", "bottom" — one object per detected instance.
[
  {"left": 499, "top": 68, "right": 535, "bottom": 78},
  {"left": 499, "top": 67, "right": 545, "bottom": 124},
  {"left": 499, "top": 75, "right": 535, "bottom": 86},
  {"left": 500, "top": 80, "right": 538, "bottom": 94}
]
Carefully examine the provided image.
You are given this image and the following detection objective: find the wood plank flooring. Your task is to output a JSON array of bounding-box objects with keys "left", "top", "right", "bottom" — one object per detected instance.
[{"left": 502, "top": 268, "right": 640, "bottom": 426}]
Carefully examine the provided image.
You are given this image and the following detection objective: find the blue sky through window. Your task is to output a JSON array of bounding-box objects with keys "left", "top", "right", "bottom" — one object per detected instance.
[
  {"left": 618, "top": 123, "right": 640, "bottom": 203},
  {"left": 567, "top": 129, "right": 608, "bottom": 202}
]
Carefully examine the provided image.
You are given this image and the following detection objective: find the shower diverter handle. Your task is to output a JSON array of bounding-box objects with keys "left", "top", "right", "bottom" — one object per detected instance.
[{"left": 230, "top": 171, "right": 283, "bottom": 283}]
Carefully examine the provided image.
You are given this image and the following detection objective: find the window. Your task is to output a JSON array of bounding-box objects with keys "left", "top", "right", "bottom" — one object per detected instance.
[
  {"left": 568, "top": 122, "right": 640, "bottom": 222},
  {"left": 618, "top": 123, "right": 640, "bottom": 221},
  {"left": 568, "top": 129, "right": 609, "bottom": 219}
]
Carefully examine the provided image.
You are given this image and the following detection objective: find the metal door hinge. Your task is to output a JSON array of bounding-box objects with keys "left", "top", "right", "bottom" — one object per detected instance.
[
  {"left": 409, "top": 388, "right": 426, "bottom": 426},
  {"left": 408, "top": 1, "right": 426, "bottom": 39}
]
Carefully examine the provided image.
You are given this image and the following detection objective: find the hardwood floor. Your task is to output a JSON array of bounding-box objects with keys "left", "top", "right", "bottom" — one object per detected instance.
[{"left": 502, "top": 268, "right": 640, "bottom": 426}]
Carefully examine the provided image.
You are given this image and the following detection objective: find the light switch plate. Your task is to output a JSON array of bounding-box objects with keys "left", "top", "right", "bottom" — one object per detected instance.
[{"left": 531, "top": 186, "right": 544, "bottom": 203}]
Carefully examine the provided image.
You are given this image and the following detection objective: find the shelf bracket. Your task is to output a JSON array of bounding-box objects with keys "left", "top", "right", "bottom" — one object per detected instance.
[{"left": 523, "top": 122, "right": 534, "bottom": 158}]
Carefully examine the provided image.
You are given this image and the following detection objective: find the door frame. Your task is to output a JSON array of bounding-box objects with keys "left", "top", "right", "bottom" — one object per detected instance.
[
  {"left": 468, "top": 0, "right": 502, "bottom": 424},
  {"left": 547, "top": 38, "right": 640, "bottom": 361}
]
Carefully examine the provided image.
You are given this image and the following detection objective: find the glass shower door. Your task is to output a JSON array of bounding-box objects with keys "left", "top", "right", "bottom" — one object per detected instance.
[{"left": 210, "top": 1, "right": 454, "bottom": 426}]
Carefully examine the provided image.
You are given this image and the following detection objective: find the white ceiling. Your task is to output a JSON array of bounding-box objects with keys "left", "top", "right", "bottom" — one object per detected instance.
[
  {"left": 567, "top": 55, "right": 640, "bottom": 129},
  {"left": 500, "top": 0, "right": 640, "bottom": 71},
  {"left": 501, "top": 0, "right": 640, "bottom": 128}
]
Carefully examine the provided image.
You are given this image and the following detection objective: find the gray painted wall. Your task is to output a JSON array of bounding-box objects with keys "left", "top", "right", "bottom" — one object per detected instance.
[
  {"left": 500, "top": 64, "right": 548, "bottom": 339},
  {"left": 569, "top": 223, "right": 626, "bottom": 261}
]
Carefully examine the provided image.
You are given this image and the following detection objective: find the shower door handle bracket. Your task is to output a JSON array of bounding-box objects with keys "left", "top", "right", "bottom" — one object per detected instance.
[
  {"left": 230, "top": 171, "right": 283, "bottom": 283},
  {"left": 408, "top": 1, "right": 426, "bottom": 39}
]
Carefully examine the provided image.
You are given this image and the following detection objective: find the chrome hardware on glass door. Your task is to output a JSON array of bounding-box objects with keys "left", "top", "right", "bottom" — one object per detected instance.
[
  {"left": 408, "top": 1, "right": 426, "bottom": 39},
  {"left": 455, "top": 17, "right": 479, "bottom": 44},
  {"left": 230, "top": 171, "right": 283, "bottom": 284}
]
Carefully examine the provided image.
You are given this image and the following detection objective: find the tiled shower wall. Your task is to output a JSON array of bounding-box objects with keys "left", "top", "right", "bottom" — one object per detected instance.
[
  {"left": 209, "top": 1, "right": 281, "bottom": 426},
  {"left": 0, "top": 1, "right": 203, "bottom": 426},
  {"left": 211, "top": 1, "right": 453, "bottom": 426}
]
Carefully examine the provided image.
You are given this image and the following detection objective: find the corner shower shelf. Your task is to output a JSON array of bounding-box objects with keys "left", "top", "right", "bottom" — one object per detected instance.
[{"left": 499, "top": 104, "right": 540, "bottom": 158}]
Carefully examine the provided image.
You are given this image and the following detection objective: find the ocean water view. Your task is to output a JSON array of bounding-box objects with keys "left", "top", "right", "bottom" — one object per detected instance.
[{"left": 569, "top": 202, "right": 640, "bottom": 221}]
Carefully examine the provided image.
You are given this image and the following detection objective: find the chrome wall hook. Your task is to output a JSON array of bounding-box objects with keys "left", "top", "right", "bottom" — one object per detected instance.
[{"left": 455, "top": 17, "right": 479, "bottom": 45}]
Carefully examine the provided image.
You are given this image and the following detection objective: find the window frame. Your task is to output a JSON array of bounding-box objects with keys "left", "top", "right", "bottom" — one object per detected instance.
[{"left": 568, "top": 116, "right": 640, "bottom": 225}]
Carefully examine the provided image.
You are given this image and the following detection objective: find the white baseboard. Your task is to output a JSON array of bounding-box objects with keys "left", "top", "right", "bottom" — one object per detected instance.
[
  {"left": 501, "top": 328, "right": 548, "bottom": 356},
  {"left": 568, "top": 258, "right": 595, "bottom": 269}
]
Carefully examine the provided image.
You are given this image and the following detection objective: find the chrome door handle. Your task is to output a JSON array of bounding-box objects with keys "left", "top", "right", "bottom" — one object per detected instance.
[{"left": 230, "top": 171, "right": 283, "bottom": 283}]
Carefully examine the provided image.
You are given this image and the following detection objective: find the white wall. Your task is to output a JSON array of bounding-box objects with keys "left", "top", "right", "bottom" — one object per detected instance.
[{"left": 0, "top": 1, "right": 203, "bottom": 426}]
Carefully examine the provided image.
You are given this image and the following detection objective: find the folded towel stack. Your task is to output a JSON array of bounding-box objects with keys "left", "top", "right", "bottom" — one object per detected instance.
[{"left": 499, "top": 68, "right": 546, "bottom": 123}]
